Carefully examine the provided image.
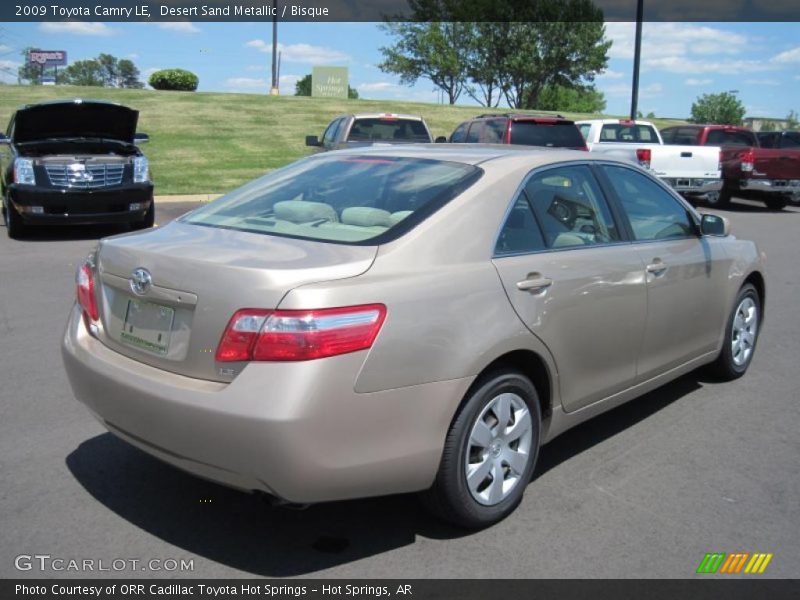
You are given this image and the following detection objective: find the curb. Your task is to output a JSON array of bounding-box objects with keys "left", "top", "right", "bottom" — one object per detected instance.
[{"left": 155, "top": 194, "right": 223, "bottom": 204}]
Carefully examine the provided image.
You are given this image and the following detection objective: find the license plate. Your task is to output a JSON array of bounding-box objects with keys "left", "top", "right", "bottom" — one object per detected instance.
[{"left": 120, "top": 299, "right": 174, "bottom": 355}]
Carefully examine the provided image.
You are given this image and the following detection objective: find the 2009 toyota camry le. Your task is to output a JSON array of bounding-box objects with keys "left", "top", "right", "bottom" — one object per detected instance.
[{"left": 62, "top": 146, "right": 765, "bottom": 528}]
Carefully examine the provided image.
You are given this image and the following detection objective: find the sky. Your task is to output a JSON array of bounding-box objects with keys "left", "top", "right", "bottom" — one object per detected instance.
[{"left": 1, "top": 21, "right": 799, "bottom": 119}]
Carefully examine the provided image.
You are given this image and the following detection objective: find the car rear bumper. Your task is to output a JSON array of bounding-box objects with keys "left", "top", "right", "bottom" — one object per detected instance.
[
  {"left": 661, "top": 177, "right": 723, "bottom": 195},
  {"left": 61, "top": 305, "right": 470, "bottom": 503},
  {"left": 8, "top": 183, "right": 153, "bottom": 225},
  {"left": 738, "top": 178, "right": 800, "bottom": 195}
]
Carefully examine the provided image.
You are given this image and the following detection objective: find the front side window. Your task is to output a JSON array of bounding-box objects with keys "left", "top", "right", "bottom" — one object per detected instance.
[
  {"left": 322, "top": 118, "right": 342, "bottom": 146},
  {"left": 601, "top": 165, "right": 696, "bottom": 241},
  {"left": 183, "top": 156, "right": 482, "bottom": 245},
  {"left": 465, "top": 122, "right": 481, "bottom": 143},
  {"left": 450, "top": 122, "right": 468, "bottom": 143},
  {"left": 481, "top": 119, "right": 506, "bottom": 143},
  {"left": 523, "top": 165, "right": 620, "bottom": 249}
]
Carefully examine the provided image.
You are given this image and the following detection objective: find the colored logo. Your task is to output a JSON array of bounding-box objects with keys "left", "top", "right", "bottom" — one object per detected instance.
[{"left": 696, "top": 552, "right": 773, "bottom": 574}]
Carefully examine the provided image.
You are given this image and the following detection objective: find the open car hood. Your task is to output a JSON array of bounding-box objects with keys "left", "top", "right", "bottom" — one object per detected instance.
[{"left": 12, "top": 100, "right": 139, "bottom": 144}]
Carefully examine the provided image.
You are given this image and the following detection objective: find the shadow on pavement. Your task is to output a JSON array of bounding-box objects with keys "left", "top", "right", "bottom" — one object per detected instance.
[{"left": 66, "top": 371, "right": 709, "bottom": 576}]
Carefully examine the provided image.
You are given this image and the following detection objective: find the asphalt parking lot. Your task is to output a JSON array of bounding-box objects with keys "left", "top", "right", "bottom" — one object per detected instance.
[{"left": 1, "top": 199, "right": 798, "bottom": 579}]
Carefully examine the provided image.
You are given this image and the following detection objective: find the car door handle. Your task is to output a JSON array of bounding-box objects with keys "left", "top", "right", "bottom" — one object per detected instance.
[
  {"left": 516, "top": 274, "right": 553, "bottom": 292},
  {"left": 646, "top": 260, "right": 668, "bottom": 275}
]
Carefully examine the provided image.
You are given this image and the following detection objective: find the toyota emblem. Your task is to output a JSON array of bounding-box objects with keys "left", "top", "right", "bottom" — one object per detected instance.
[{"left": 129, "top": 268, "right": 152, "bottom": 296}]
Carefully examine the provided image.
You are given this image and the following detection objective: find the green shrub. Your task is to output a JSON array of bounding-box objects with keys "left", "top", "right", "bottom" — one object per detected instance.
[{"left": 148, "top": 68, "right": 199, "bottom": 91}]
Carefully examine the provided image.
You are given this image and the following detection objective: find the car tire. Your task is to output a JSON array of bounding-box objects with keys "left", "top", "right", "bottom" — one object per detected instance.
[
  {"left": 715, "top": 187, "right": 732, "bottom": 208},
  {"left": 131, "top": 202, "right": 155, "bottom": 230},
  {"left": 708, "top": 284, "right": 761, "bottom": 380},
  {"left": 4, "top": 196, "right": 25, "bottom": 239},
  {"left": 763, "top": 196, "right": 787, "bottom": 211},
  {"left": 421, "top": 368, "right": 541, "bottom": 529}
]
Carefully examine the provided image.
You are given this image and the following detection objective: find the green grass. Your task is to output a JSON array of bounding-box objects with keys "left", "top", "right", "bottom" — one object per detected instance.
[{"left": 0, "top": 85, "right": 686, "bottom": 194}]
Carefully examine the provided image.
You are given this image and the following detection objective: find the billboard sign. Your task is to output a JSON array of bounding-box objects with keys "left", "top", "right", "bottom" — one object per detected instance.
[
  {"left": 28, "top": 50, "right": 67, "bottom": 67},
  {"left": 312, "top": 66, "right": 348, "bottom": 99}
]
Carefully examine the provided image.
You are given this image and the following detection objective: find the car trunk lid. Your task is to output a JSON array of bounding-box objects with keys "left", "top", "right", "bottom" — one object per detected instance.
[{"left": 94, "top": 221, "right": 377, "bottom": 382}]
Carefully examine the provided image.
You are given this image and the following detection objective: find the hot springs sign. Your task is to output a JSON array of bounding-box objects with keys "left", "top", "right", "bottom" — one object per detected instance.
[{"left": 312, "top": 67, "right": 348, "bottom": 99}]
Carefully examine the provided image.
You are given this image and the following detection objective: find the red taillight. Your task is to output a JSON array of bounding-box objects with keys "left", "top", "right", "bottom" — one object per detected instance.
[
  {"left": 741, "top": 148, "right": 754, "bottom": 173},
  {"left": 636, "top": 148, "right": 652, "bottom": 169},
  {"left": 216, "top": 304, "right": 387, "bottom": 362},
  {"left": 76, "top": 262, "right": 99, "bottom": 322}
]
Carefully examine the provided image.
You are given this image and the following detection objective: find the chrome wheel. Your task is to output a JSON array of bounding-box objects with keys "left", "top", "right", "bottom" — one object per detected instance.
[
  {"left": 465, "top": 392, "right": 533, "bottom": 506},
  {"left": 705, "top": 191, "right": 720, "bottom": 206},
  {"left": 731, "top": 297, "right": 758, "bottom": 367}
]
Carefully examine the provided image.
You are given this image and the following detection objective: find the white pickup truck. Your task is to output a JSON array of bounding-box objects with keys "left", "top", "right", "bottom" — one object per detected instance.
[{"left": 577, "top": 119, "right": 723, "bottom": 202}]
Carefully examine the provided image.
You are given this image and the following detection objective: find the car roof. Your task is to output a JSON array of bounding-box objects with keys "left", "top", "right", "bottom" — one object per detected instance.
[
  {"left": 311, "top": 143, "right": 611, "bottom": 167},
  {"left": 346, "top": 113, "right": 425, "bottom": 120},
  {"left": 471, "top": 113, "right": 572, "bottom": 122},
  {"left": 576, "top": 118, "right": 654, "bottom": 125}
]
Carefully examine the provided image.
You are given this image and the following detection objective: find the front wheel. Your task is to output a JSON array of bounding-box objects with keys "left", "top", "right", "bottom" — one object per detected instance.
[
  {"left": 4, "top": 196, "right": 25, "bottom": 239},
  {"left": 421, "top": 369, "right": 541, "bottom": 528},
  {"left": 708, "top": 284, "right": 761, "bottom": 380},
  {"left": 764, "top": 196, "right": 788, "bottom": 211}
]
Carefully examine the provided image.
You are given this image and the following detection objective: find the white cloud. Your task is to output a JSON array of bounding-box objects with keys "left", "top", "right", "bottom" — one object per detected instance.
[
  {"left": 225, "top": 77, "right": 267, "bottom": 91},
  {"left": 0, "top": 44, "right": 12, "bottom": 54},
  {"left": 279, "top": 74, "right": 300, "bottom": 87},
  {"left": 744, "top": 78, "right": 780, "bottom": 86},
  {"left": 127, "top": 53, "right": 139, "bottom": 59},
  {"left": 245, "top": 40, "right": 350, "bottom": 64},
  {"left": 644, "top": 55, "right": 778, "bottom": 75},
  {"left": 606, "top": 23, "right": 749, "bottom": 61},
  {"left": 39, "top": 22, "right": 114, "bottom": 36},
  {"left": 357, "top": 82, "right": 402, "bottom": 92},
  {"left": 245, "top": 64, "right": 266, "bottom": 72},
  {"left": 155, "top": 22, "right": 200, "bottom": 34},
  {"left": 685, "top": 78, "right": 712, "bottom": 86},
  {"left": 771, "top": 46, "right": 800, "bottom": 64},
  {"left": 605, "top": 82, "right": 663, "bottom": 99},
  {"left": 597, "top": 69, "right": 625, "bottom": 80}
]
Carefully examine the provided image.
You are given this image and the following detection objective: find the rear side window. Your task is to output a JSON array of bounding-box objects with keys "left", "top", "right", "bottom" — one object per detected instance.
[
  {"left": 450, "top": 122, "right": 469, "bottom": 143},
  {"left": 522, "top": 165, "right": 620, "bottom": 249},
  {"left": 347, "top": 118, "right": 430, "bottom": 142},
  {"left": 495, "top": 194, "right": 546, "bottom": 255},
  {"left": 509, "top": 121, "right": 585, "bottom": 148},
  {"left": 578, "top": 123, "right": 591, "bottom": 141},
  {"left": 481, "top": 119, "right": 506, "bottom": 143},
  {"left": 780, "top": 133, "right": 800, "bottom": 148},
  {"left": 183, "top": 156, "right": 481, "bottom": 245},
  {"left": 602, "top": 165, "right": 695, "bottom": 241},
  {"left": 706, "top": 129, "right": 756, "bottom": 147},
  {"left": 599, "top": 124, "right": 658, "bottom": 142}
]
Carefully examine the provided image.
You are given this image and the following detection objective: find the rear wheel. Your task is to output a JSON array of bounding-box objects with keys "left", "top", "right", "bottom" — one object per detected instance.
[
  {"left": 708, "top": 284, "right": 761, "bottom": 380},
  {"left": 3, "top": 195, "right": 25, "bottom": 239},
  {"left": 714, "top": 187, "right": 732, "bottom": 208},
  {"left": 421, "top": 369, "right": 541, "bottom": 528},
  {"left": 764, "top": 196, "right": 788, "bottom": 211}
]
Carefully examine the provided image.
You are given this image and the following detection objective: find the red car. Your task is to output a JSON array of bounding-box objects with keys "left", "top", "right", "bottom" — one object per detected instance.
[
  {"left": 449, "top": 114, "right": 588, "bottom": 151},
  {"left": 661, "top": 124, "right": 800, "bottom": 210}
]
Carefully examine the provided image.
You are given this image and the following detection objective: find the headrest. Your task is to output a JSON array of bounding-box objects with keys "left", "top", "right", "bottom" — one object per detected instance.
[
  {"left": 341, "top": 207, "right": 393, "bottom": 227},
  {"left": 389, "top": 210, "right": 413, "bottom": 225},
  {"left": 274, "top": 201, "right": 337, "bottom": 224}
]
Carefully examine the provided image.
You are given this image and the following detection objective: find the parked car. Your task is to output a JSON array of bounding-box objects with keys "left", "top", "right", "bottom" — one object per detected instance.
[
  {"left": 306, "top": 113, "right": 433, "bottom": 151},
  {"left": 62, "top": 146, "right": 764, "bottom": 528},
  {"left": 449, "top": 113, "right": 588, "bottom": 150},
  {"left": 577, "top": 119, "right": 722, "bottom": 203},
  {"left": 756, "top": 130, "right": 800, "bottom": 204},
  {"left": 661, "top": 124, "right": 800, "bottom": 210},
  {"left": 0, "top": 99, "right": 154, "bottom": 239}
]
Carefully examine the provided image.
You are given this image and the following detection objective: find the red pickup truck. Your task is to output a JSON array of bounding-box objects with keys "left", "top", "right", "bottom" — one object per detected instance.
[{"left": 661, "top": 124, "right": 800, "bottom": 210}]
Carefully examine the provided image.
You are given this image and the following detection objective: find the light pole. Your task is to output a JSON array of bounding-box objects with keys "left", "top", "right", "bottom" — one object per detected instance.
[
  {"left": 270, "top": 0, "right": 279, "bottom": 96},
  {"left": 630, "top": 0, "right": 644, "bottom": 120}
]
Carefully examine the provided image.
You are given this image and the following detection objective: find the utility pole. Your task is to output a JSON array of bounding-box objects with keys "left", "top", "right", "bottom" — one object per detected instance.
[
  {"left": 269, "top": 0, "right": 279, "bottom": 95},
  {"left": 630, "top": 0, "right": 644, "bottom": 120}
]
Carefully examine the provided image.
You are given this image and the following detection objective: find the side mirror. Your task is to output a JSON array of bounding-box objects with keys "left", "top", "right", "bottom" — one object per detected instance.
[
  {"left": 134, "top": 133, "right": 149, "bottom": 144},
  {"left": 701, "top": 213, "right": 730, "bottom": 236},
  {"left": 0, "top": 133, "right": 9, "bottom": 145},
  {"left": 434, "top": 136, "right": 448, "bottom": 144},
  {"left": 305, "top": 135, "right": 320, "bottom": 147}
]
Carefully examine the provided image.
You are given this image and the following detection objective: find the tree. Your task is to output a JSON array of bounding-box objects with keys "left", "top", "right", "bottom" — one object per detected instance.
[
  {"left": 17, "top": 47, "right": 42, "bottom": 84},
  {"left": 62, "top": 60, "right": 105, "bottom": 87},
  {"left": 690, "top": 92, "right": 745, "bottom": 125},
  {"left": 379, "top": 21, "right": 472, "bottom": 105},
  {"left": 118, "top": 59, "right": 144, "bottom": 89},
  {"left": 294, "top": 73, "right": 359, "bottom": 98},
  {"left": 535, "top": 84, "right": 606, "bottom": 113},
  {"left": 96, "top": 53, "right": 119, "bottom": 86},
  {"left": 786, "top": 110, "right": 799, "bottom": 130}
]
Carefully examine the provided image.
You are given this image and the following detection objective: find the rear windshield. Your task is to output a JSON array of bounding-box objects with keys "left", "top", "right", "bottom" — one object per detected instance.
[
  {"left": 599, "top": 123, "right": 658, "bottom": 143},
  {"left": 706, "top": 130, "right": 756, "bottom": 147},
  {"left": 182, "top": 156, "right": 481, "bottom": 244},
  {"left": 509, "top": 121, "right": 585, "bottom": 148},
  {"left": 347, "top": 118, "right": 431, "bottom": 142}
]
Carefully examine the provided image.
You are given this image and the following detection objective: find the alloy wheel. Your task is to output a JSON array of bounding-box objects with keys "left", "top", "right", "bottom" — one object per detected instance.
[{"left": 731, "top": 297, "right": 758, "bottom": 367}]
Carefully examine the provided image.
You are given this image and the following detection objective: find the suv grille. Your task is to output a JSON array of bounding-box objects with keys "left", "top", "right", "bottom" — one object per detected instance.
[{"left": 45, "top": 163, "right": 125, "bottom": 189}]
